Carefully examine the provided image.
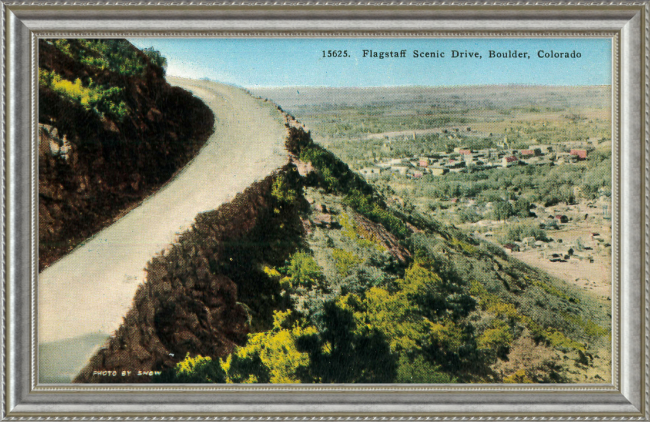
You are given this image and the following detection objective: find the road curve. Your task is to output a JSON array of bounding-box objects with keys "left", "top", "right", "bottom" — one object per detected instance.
[{"left": 38, "top": 78, "right": 289, "bottom": 382}]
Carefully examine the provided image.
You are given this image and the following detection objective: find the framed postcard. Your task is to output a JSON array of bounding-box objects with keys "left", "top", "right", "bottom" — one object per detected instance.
[{"left": 3, "top": 1, "right": 649, "bottom": 419}]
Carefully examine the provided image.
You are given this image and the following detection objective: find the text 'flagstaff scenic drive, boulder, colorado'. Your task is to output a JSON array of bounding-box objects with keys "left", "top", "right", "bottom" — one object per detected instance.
[{"left": 357, "top": 49, "right": 581, "bottom": 59}]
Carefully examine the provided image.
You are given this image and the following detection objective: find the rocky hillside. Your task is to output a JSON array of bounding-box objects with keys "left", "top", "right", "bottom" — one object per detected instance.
[
  {"left": 39, "top": 40, "right": 214, "bottom": 270},
  {"left": 75, "top": 117, "right": 610, "bottom": 384}
]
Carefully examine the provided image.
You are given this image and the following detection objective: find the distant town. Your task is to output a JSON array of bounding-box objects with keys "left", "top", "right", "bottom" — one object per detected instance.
[{"left": 357, "top": 131, "right": 605, "bottom": 180}]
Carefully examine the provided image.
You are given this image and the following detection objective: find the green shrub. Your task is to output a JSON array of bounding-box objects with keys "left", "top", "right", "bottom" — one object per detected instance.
[
  {"left": 279, "top": 252, "right": 325, "bottom": 289},
  {"left": 52, "top": 39, "right": 157, "bottom": 77},
  {"left": 142, "top": 47, "right": 168, "bottom": 71},
  {"left": 396, "top": 355, "right": 456, "bottom": 383},
  {"left": 222, "top": 311, "right": 316, "bottom": 384},
  {"left": 39, "top": 69, "right": 128, "bottom": 120},
  {"left": 332, "top": 249, "right": 363, "bottom": 277},
  {"left": 158, "top": 353, "right": 226, "bottom": 383},
  {"left": 493, "top": 200, "right": 514, "bottom": 222},
  {"left": 458, "top": 207, "right": 482, "bottom": 223},
  {"left": 271, "top": 172, "right": 299, "bottom": 205},
  {"left": 477, "top": 319, "right": 513, "bottom": 359},
  {"left": 500, "top": 223, "right": 548, "bottom": 244}
]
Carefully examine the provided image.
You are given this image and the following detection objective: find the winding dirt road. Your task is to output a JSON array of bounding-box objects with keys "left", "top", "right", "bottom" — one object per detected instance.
[{"left": 38, "top": 78, "right": 289, "bottom": 383}]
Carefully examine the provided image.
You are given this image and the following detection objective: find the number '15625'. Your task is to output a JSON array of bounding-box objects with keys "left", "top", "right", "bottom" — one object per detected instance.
[{"left": 322, "top": 50, "right": 349, "bottom": 58}]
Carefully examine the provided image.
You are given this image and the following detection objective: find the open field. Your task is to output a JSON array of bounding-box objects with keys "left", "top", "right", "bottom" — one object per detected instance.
[
  {"left": 469, "top": 201, "right": 612, "bottom": 299},
  {"left": 252, "top": 85, "right": 611, "bottom": 148}
]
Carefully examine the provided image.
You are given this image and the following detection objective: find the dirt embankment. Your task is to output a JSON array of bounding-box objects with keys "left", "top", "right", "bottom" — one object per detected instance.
[
  {"left": 38, "top": 40, "right": 215, "bottom": 271},
  {"left": 75, "top": 164, "right": 307, "bottom": 383}
]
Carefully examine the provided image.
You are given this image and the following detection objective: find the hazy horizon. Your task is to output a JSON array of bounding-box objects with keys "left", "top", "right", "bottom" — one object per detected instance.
[{"left": 250, "top": 83, "right": 612, "bottom": 89}]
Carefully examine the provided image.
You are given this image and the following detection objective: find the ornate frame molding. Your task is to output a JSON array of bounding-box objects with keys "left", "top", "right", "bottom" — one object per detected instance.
[{"left": 2, "top": 1, "right": 646, "bottom": 419}]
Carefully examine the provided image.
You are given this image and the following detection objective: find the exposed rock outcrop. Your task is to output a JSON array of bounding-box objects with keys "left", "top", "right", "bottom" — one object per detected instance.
[{"left": 39, "top": 40, "right": 215, "bottom": 270}]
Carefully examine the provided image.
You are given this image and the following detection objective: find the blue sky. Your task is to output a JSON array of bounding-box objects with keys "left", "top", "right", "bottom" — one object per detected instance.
[{"left": 129, "top": 38, "right": 611, "bottom": 88}]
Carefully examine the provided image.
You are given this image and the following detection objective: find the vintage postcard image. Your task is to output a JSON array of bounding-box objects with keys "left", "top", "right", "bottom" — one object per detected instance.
[{"left": 37, "top": 38, "right": 612, "bottom": 384}]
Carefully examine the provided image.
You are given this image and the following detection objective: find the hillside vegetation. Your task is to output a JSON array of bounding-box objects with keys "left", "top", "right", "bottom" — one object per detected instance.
[
  {"left": 39, "top": 40, "right": 214, "bottom": 270},
  {"left": 255, "top": 84, "right": 613, "bottom": 307},
  {"left": 76, "top": 122, "right": 610, "bottom": 384}
]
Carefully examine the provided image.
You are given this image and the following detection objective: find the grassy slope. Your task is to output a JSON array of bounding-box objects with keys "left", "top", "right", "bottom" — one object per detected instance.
[{"left": 282, "top": 126, "right": 610, "bottom": 383}]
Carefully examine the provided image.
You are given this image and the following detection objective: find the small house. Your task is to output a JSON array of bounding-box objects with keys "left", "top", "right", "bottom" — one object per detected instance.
[
  {"left": 555, "top": 215, "right": 569, "bottom": 223},
  {"left": 570, "top": 149, "right": 588, "bottom": 160},
  {"left": 502, "top": 156, "right": 518, "bottom": 168}
]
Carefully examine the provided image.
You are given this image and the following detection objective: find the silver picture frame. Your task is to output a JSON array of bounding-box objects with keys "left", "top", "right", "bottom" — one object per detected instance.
[{"left": 3, "top": 1, "right": 648, "bottom": 419}]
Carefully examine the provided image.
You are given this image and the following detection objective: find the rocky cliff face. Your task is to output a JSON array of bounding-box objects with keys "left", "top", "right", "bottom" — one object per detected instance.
[
  {"left": 75, "top": 164, "right": 306, "bottom": 383},
  {"left": 39, "top": 39, "right": 215, "bottom": 270}
]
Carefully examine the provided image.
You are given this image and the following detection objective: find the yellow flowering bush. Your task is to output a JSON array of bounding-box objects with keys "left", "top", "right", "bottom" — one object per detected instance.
[{"left": 221, "top": 310, "right": 317, "bottom": 384}]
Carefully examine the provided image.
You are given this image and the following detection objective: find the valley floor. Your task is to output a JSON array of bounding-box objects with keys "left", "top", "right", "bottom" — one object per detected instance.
[{"left": 466, "top": 200, "right": 612, "bottom": 300}]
